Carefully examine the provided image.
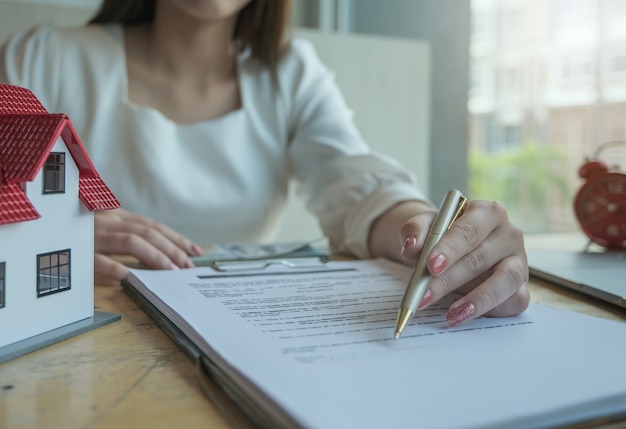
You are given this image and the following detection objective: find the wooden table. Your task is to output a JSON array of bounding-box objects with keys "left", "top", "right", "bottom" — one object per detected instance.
[
  {"left": 0, "top": 273, "right": 230, "bottom": 429},
  {"left": 2, "top": 245, "right": 626, "bottom": 429}
]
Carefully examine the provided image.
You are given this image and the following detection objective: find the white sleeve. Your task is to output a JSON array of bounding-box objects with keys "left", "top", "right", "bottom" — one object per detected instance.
[
  {"left": 0, "top": 25, "right": 61, "bottom": 112},
  {"left": 282, "top": 39, "right": 431, "bottom": 258}
]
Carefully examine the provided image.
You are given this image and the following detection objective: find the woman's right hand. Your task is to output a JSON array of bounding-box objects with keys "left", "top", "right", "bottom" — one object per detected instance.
[{"left": 94, "top": 208, "right": 204, "bottom": 281}]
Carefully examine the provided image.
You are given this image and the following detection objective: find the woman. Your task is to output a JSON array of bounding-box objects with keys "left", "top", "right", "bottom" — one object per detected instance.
[{"left": 0, "top": 0, "right": 529, "bottom": 326}]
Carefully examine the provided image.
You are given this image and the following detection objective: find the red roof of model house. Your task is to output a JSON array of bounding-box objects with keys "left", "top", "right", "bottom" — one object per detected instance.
[{"left": 0, "top": 84, "right": 120, "bottom": 225}]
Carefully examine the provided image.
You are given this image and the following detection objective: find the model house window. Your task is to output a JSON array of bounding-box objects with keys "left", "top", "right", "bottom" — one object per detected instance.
[
  {"left": 42, "top": 152, "right": 65, "bottom": 194},
  {"left": 37, "top": 250, "right": 71, "bottom": 297},
  {"left": 0, "top": 262, "right": 5, "bottom": 308}
]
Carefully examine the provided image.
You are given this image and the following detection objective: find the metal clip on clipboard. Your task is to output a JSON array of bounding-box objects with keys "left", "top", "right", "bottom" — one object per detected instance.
[
  {"left": 191, "top": 238, "right": 331, "bottom": 271},
  {"left": 208, "top": 257, "right": 329, "bottom": 272}
]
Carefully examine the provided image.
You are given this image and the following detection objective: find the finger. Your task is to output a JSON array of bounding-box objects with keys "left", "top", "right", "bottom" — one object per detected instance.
[
  {"left": 114, "top": 211, "right": 203, "bottom": 257},
  {"left": 423, "top": 234, "right": 500, "bottom": 303},
  {"left": 399, "top": 211, "right": 436, "bottom": 262},
  {"left": 484, "top": 287, "right": 530, "bottom": 317},
  {"left": 434, "top": 224, "right": 524, "bottom": 295},
  {"left": 97, "top": 210, "right": 203, "bottom": 258},
  {"left": 444, "top": 256, "right": 529, "bottom": 326},
  {"left": 427, "top": 200, "right": 507, "bottom": 275},
  {"left": 94, "top": 253, "right": 130, "bottom": 282},
  {"left": 96, "top": 231, "right": 186, "bottom": 271},
  {"left": 97, "top": 222, "right": 195, "bottom": 269}
]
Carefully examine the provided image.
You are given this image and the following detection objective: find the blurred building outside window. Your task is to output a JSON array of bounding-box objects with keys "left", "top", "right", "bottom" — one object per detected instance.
[{"left": 468, "top": 0, "right": 626, "bottom": 233}]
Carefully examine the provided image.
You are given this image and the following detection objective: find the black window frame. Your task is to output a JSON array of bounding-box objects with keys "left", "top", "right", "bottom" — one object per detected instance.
[
  {"left": 37, "top": 249, "right": 71, "bottom": 297},
  {"left": 42, "top": 152, "right": 66, "bottom": 194},
  {"left": 0, "top": 262, "right": 5, "bottom": 308}
]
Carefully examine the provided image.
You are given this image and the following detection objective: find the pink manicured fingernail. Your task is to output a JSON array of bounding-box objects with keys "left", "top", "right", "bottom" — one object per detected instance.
[
  {"left": 401, "top": 235, "right": 418, "bottom": 257},
  {"left": 418, "top": 288, "right": 433, "bottom": 309},
  {"left": 168, "top": 263, "right": 180, "bottom": 270},
  {"left": 446, "top": 302, "right": 476, "bottom": 326},
  {"left": 430, "top": 254, "right": 447, "bottom": 275},
  {"left": 192, "top": 244, "right": 204, "bottom": 255},
  {"left": 184, "top": 259, "right": 196, "bottom": 268}
]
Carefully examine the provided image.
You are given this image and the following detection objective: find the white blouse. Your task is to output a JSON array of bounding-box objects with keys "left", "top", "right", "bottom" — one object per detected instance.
[{"left": 0, "top": 24, "right": 427, "bottom": 258}]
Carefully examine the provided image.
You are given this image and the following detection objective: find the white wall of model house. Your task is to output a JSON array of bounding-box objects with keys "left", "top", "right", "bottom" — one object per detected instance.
[{"left": 0, "top": 135, "right": 94, "bottom": 348}]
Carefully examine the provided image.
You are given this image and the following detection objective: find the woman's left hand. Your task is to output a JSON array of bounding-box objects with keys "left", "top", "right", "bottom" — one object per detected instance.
[{"left": 399, "top": 200, "right": 530, "bottom": 326}]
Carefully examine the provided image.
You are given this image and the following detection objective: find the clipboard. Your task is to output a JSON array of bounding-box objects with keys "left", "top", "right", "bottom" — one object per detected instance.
[
  {"left": 121, "top": 276, "right": 301, "bottom": 429},
  {"left": 121, "top": 257, "right": 626, "bottom": 429}
]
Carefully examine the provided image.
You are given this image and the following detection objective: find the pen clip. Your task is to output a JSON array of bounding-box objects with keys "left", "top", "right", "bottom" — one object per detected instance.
[
  {"left": 432, "top": 189, "right": 468, "bottom": 234},
  {"left": 447, "top": 195, "right": 468, "bottom": 230}
]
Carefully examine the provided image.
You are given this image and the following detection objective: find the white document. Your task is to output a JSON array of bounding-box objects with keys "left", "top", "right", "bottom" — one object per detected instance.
[{"left": 126, "top": 258, "right": 626, "bottom": 429}]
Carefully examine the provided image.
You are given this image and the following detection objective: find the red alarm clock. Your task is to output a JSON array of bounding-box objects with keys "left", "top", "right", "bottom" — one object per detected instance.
[{"left": 573, "top": 141, "right": 626, "bottom": 249}]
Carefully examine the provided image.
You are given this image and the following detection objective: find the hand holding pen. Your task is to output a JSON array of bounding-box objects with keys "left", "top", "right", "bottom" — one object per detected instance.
[
  {"left": 395, "top": 189, "right": 467, "bottom": 338},
  {"left": 394, "top": 189, "right": 530, "bottom": 338}
]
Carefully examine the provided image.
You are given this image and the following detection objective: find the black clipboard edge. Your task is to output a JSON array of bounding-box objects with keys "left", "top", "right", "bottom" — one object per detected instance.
[{"left": 121, "top": 278, "right": 302, "bottom": 429}]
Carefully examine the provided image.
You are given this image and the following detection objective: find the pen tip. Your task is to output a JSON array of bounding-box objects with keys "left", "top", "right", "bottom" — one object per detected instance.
[{"left": 394, "top": 307, "right": 413, "bottom": 340}]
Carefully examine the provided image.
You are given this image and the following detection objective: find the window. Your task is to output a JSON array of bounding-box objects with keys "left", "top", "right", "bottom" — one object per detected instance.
[
  {"left": 469, "top": 0, "right": 626, "bottom": 233},
  {"left": 560, "top": 54, "right": 594, "bottom": 89},
  {"left": 498, "top": 7, "right": 523, "bottom": 43},
  {"left": 0, "top": 262, "right": 5, "bottom": 308},
  {"left": 611, "top": 55, "right": 626, "bottom": 73},
  {"left": 43, "top": 152, "right": 66, "bottom": 194},
  {"left": 606, "top": 51, "right": 626, "bottom": 83},
  {"left": 37, "top": 250, "right": 71, "bottom": 297}
]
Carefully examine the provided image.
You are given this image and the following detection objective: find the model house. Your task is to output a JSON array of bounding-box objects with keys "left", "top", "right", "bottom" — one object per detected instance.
[{"left": 0, "top": 83, "right": 120, "bottom": 350}]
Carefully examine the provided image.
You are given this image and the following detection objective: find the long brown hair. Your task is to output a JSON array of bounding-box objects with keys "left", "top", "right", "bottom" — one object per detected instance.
[{"left": 89, "top": 0, "right": 291, "bottom": 69}]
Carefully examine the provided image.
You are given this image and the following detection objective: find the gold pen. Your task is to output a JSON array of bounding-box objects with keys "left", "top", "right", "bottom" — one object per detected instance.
[{"left": 394, "top": 189, "right": 468, "bottom": 339}]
